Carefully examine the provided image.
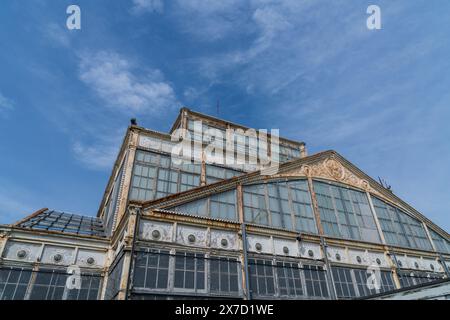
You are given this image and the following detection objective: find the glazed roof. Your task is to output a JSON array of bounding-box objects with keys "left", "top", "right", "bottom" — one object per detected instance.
[{"left": 15, "top": 209, "right": 106, "bottom": 238}]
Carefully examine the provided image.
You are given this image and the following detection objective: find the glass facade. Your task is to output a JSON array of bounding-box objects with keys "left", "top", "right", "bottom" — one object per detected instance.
[
  {"left": 372, "top": 197, "right": 433, "bottom": 251},
  {"left": 332, "top": 266, "right": 395, "bottom": 299},
  {"left": 243, "top": 180, "right": 317, "bottom": 233},
  {"left": 248, "top": 258, "right": 329, "bottom": 299},
  {"left": 429, "top": 229, "right": 450, "bottom": 254},
  {"left": 205, "top": 164, "right": 243, "bottom": 184},
  {"left": 105, "top": 253, "right": 125, "bottom": 300},
  {"left": 313, "top": 181, "right": 380, "bottom": 243},
  {"left": 0, "top": 266, "right": 102, "bottom": 300},
  {"left": 130, "top": 150, "right": 201, "bottom": 201},
  {"left": 132, "top": 248, "right": 242, "bottom": 298},
  {"left": 398, "top": 271, "right": 445, "bottom": 288},
  {"left": 104, "top": 161, "right": 124, "bottom": 236},
  {"left": 170, "top": 190, "right": 237, "bottom": 221}
]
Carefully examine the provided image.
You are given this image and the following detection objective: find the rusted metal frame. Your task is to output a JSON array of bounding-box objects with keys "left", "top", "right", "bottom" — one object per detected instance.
[
  {"left": 320, "top": 237, "right": 338, "bottom": 300},
  {"left": 306, "top": 175, "right": 324, "bottom": 236},
  {"left": 97, "top": 127, "right": 134, "bottom": 218},
  {"left": 124, "top": 206, "right": 141, "bottom": 300},
  {"left": 115, "top": 132, "right": 139, "bottom": 230},
  {"left": 236, "top": 183, "right": 251, "bottom": 300},
  {"left": 438, "top": 253, "right": 450, "bottom": 277},
  {"left": 386, "top": 246, "right": 402, "bottom": 289},
  {"left": 366, "top": 191, "right": 387, "bottom": 245},
  {"left": 422, "top": 222, "right": 437, "bottom": 252},
  {"left": 241, "top": 224, "right": 251, "bottom": 300}
]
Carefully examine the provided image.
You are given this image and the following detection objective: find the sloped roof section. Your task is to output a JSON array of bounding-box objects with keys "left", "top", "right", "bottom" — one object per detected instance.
[
  {"left": 15, "top": 209, "right": 106, "bottom": 238},
  {"left": 134, "top": 150, "right": 449, "bottom": 240}
]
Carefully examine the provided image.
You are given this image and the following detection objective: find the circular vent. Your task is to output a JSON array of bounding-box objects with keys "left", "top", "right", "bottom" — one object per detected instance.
[
  {"left": 87, "top": 257, "right": 95, "bottom": 265},
  {"left": 335, "top": 253, "right": 341, "bottom": 261},
  {"left": 308, "top": 250, "right": 314, "bottom": 257},
  {"left": 356, "top": 256, "right": 362, "bottom": 263},
  {"left": 221, "top": 238, "right": 228, "bottom": 247},
  {"left": 283, "top": 246, "right": 289, "bottom": 254},
  {"left": 188, "top": 234, "right": 196, "bottom": 243},
  {"left": 17, "top": 250, "right": 27, "bottom": 259},
  {"left": 255, "top": 243, "right": 262, "bottom": 251},
  {"left": 376, "top": 258, "right": 382, "bottom": 265},
  {"left": 53, "top": 254, "right": 63, "bottom": 263},
  {"left": 152, "top": 230, "right": 161, "bottom": 239}
]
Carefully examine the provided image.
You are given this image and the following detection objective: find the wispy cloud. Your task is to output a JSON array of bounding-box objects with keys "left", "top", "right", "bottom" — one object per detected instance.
[
  {"left": 72, "top": 139, "right": 121, "bottom": 170},
  {"left": 0, "top": 92, "right": 14, "bottom": 117},
  {"left": 0, "top": 181, "right": 38, "bottom": 224},
  {"left": 171, "top": 0, "right": 250, "bottom": 41},
  {"left": 131, "top": 0, "right": 164, "bottom": 14},
  {"left": 78, "top": 51, "right": 178, "bottom": 115},
  {"left": 43, "top": 22, "right": 70, "bottom": 48}
]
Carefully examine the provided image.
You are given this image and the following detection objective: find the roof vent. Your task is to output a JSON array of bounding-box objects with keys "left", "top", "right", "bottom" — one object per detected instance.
[{"left": 130, "top": 118, "right": 138, "bottom": 126}]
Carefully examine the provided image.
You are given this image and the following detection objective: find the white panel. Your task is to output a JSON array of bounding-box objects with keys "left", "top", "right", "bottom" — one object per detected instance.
[
  {"left": 210, "top": 230, "right": 238, "bottom": 250},
  {"left": 41, "top": 245, "right": 76, "bottom": 265},
  {"left": 3, "top": 241, "right": 41, "bottom": 263},
  {"left": 139, "top": 135, "right": 161, "bottom": 151},
  {"left": 247, "top": 235, "right": 272, "bottom": 254},
  {"left": 76, "top": 249, "right": 106, "bottom": 268},
  {"left": 396, "top": 254, "right": 408, "bottom": 269},
  {"left": 161, "top": 141, "right": 175, "bottom": 153},
  {"left": 348, "top": 249, "right": 370, "bottom": 266},
  {"left": 273, "top": 238, "right": 298, "bottom": 257},
  {"left": 176, "top": 225, "right": 207, "bottom": 247},
  {"left": 366, "top": 251, "right": 389, "bottom": 268},
  {"left": 421, "top": 258, "right": 441, "bottom": 272},
  {"left": 327, "top": 246, "right": 347, "bottom": 263},
  {"left": 405, "top": 255, "right": 421, "bottom": 270},
  {"left": 140, "top": 220, "right": 173, "bottom": 243},
  {"left": 299, "top": 242, "right": 322, "bottom": 260}
]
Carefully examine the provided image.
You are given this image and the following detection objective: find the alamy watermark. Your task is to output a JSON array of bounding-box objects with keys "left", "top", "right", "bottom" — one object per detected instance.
[
  {"left": 66, "top": 5, "right": 81, "bottom": 30},
  {"left": 170, "top": 121, "right": 281, "bottom": 176},
  {"left": 367, "top": 5, "right": 382, "bottom": 30}
]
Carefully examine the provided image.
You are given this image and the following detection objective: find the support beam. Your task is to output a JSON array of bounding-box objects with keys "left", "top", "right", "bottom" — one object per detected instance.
[
  {"left": 320, "top": 237, "right": 337, "bottom": 300},
  {"left": 306, "top": 176, "right": 324, "bottom": 235},
  {"left": 366, "top": 192, "right": 387, "bottom": 245}
]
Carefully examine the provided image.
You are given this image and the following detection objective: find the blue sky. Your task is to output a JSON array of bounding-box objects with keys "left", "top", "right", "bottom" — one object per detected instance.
[{"left": 0, "top": 0, "right": 449, "bottom": 231}]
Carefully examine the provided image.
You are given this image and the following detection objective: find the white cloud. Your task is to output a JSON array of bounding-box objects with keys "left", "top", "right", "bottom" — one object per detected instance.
[
  {"left": 0, "top": 93, "right": 14, "bottom": 117},
  {"left": 172, "top": 0, "right": 249, "bottom": 41},
  {"left": 72, "top": 139, "right": 120, "bottom": 170},
  {"left": 78, "top": 51, "right": 178, "bottom": 114},
  {"left": 43, "top": 23, "right": 70, "bottom": 48},
  {"left": 131, "top": 0, "right": 164, "bottom": 14},
  {"left": 0, "top": 181, "right": 38, "bottom": 225}
]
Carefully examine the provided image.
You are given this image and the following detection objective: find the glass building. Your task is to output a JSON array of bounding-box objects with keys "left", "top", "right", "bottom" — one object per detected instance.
[{"left": 0, "top": 108, "right": 448, "bottom": 300}]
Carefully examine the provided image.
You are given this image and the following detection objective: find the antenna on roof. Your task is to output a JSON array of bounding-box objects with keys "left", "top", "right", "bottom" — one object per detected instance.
[
  {"left": 130, "top": 118, "right": 137, "bottom": 126},
  {"left": 378, "top": 176, "right": 392, "bottom": 192}
]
